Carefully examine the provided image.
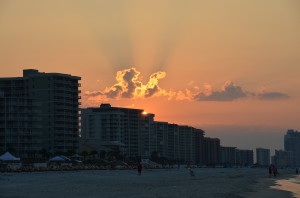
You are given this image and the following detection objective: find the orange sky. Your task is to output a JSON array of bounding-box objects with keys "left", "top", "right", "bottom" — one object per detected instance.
[{"left": 1, "top": 0, "right": 300, "bottom": 150}]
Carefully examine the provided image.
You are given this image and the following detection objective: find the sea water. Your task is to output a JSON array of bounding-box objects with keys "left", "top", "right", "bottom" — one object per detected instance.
[{"left": 271, "top": 175, "right": 300, "bottom": 197}]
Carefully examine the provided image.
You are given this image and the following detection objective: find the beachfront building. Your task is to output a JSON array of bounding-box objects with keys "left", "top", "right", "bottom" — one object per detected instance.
[
  {"left": 195, "top": 128, "right": 205, "bottom": 164},
  {"left": 81, "top": 104, "right": 155, "bottom": 160},
  {"left": 256, "top": 148, "right": 270, "bottom": 166},
  {"left": 235, "top": 149, "right": 254, "bottom": 167},
  {"left": 272, "top": 149, "right": 293, "bottom": 168},
  {"left": 166, "top": 124, "right": 180, "bottom": 161},
  {"left": 81, "top": 104, "right": 206, "bottom": 163},
  {"left": 284, "top": 129, "right": 300, "bottom": 167},
  {"left": 165, "top": 124, "right": 204, "bottom": 163},
  {"left": 0, "top": 69, "right": 81, "bottom": 159},
  {"left": 178, "top": 125, "right": 196, "bottom": 162},
  {"left": 203, "top": 137, "right": 220, "bottom": 166},
  {"left": 220, "top": 146, "right": 236, "bottom": 167},
  {"left": 151, "top": 122, "right": 169, "bottom": 160},
  {"left": 0, "top": 84, "right": 42, "bottom": 159}
]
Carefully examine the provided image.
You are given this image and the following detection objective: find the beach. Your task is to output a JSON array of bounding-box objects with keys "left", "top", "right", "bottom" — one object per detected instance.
[{"left": 0, "top": 168, "right": 297, "bottom": 198}]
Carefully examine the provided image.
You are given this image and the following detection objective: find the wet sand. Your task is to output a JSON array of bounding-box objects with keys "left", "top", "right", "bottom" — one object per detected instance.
[
  {"left": 243, "top": 177, "right": 295, "bottom": 198},
  {"left": 271, "top": 175, "right": 300, "bottom": 198},
  {"left": 0, "top": 168, "right": 296, "bottom": 198}
]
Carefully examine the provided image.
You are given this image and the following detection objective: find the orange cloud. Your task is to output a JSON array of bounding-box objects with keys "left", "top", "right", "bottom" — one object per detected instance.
[
  {"left": 85, "top": 68, "right": 167, "bottom": 99},
  {"left": 84, "top": 68, "right": 290, "bottom": 103}
]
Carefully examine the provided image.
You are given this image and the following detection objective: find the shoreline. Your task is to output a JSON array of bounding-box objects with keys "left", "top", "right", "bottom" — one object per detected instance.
[
  {"left": 243, "top": 173, "right": 296, "bottom": 198},
  {"left": 271, "top": 175, "right": 300, "bottom": 198}
]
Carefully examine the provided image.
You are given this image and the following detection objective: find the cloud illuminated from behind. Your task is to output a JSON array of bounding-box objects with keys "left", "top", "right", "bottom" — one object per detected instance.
[{"left": 84, "top": 68, "right": 289, "bottom": 102}]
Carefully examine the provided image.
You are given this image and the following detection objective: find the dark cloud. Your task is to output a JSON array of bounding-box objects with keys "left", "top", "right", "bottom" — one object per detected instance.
[
  {"left": 193, "top": 81, "right": 247, "bottom": 101},
  {"left": 84, "top": 91, "right": 103, "bottom": 97},
  {"left": 120, "top": 68, "right": 139, "bottom": 98},
  {"left": 257, "top": 92, "right": 290, "bottom": 100},
  {"left": 145, "top": 85, "right": 159, "bottom": 98},
  {"left": 106, "top": 85, "right": 123, "bottom": 98}
]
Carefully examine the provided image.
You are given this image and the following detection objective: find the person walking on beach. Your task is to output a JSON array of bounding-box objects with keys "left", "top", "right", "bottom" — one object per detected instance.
[
  {"left": 296, "top": 168, "right": 298, "bottom": 175},
  {"left": 268, "top": 166, "right": 273, "bottom": 177},
  {"left": 188, "top": 167, "right": 195, "bottom": 177},
  {"left": 137, "top": 164, "right": 142, "bottom": 176}
]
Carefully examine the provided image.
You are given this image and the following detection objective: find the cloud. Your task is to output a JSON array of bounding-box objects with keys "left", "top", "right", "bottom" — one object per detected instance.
[
  {"left": 193, "top": 81, "right": 248, "bottom": 101},
  {"left": 257, "top": 92, "right": 290, "bottom": 100},
  {"left": 84, "top": 67, "right": 290, "bottom": 103},
  {"left": 85, "top": 68, "right": 167, "bottom": 99}
]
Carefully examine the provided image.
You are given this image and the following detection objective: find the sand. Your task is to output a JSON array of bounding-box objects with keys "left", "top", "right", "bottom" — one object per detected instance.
[
  {"left": 271, "top": 176, "right": 300, "bottom": 198},
  {"left": 0, "top": 168, "right": 296, "bottom": 198}
]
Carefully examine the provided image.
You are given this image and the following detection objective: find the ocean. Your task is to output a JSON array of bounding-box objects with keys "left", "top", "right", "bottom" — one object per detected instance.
[{"left": 272, "top": 175, "right": 300, "bottom": 197}]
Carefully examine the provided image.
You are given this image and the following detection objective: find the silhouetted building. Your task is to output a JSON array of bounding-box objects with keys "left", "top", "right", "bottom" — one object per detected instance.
[
  {"left": 284, "top": 129, "right": 300, "bottom": 167},
  {"left": 235, "top": 149, "right": 254, "bottom": 167},
  {"left": 167, "top": 124, "right": 180, "bottom": 161},
  {"left": 256, "top": 148, "right": 270, "bottom": 166},
  {"left": 151, "top": 121, "right": 169, "bottom": 160},
  {"left": 0, "top": 88, "right": 42, "bottom": 159},
  {"left": 195, "top": 128, "right": 205, "bottom": 164},
  {"left": 272, "top": 149, "right": 293, "bottom": 168},
  {"left": 81, "top": 104, "right": 205, "bottom": 162},
  {"left": 178, "top": 125, "right": 196, "bottom": 162},
  {"left": 81, "top": 104, "right": 155, "bottom": 160},
  {"left": 220, "top": 146, "right": 236, "bottom": 167},
  {"left": 203, "top": 137, "right": 220, "bottom": 166},
  {"left": 0, "top": 69, "right": 81, "bottom": 159}
]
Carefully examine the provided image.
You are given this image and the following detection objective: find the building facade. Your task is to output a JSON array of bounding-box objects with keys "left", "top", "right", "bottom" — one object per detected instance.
[
  {"left": 220, "top": 146, "right": 236, "bottom": 166},
  {"left": 81, "top": 104, "right": 205, "bottom": 163},
  {"left": 203, "top": 137, "right": 220, "bottom": 166},
  {"left": 235, "top": 149, "right": 254, "bottom": 167},
  {"left": 272, "top": 149, "right": 293, "bottom": 168},
  {"left": 0, "top": 69, "right": 81, "bottom": 159},
  {"left": 256, "top": 148, "right": 270, "bottom": 166},
  {"left": 81, "top": 104, "right": 155, "bottom": 159},
  {"left": 284, "top": 129, "right": 300, "bottom": 167}
]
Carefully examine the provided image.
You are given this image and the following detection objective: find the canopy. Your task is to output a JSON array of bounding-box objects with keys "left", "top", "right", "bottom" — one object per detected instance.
[
  {"left": 49, "top": 156, "right": 66, "bottom": 161},
  {"left": 0, "top": 152, "right": 20, "bottom": 161},
  {"left": 71, "top": 154, "right": 82, "bottom": 158},
  {"left": 49, "top": 155, "right": 71, "bottom": 162},
  {"left": 60, "top": 155, "right": 71, "bottom": 161}
]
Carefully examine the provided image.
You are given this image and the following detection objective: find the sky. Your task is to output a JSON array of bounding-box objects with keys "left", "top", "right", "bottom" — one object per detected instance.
[{"left": 1, "top": 0, "right": 300, "bottom": 153}]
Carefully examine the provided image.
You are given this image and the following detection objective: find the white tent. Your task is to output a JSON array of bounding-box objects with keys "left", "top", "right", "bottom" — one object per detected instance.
[{"left": 0, "top": 152, "right": 20, "bottom": 161}]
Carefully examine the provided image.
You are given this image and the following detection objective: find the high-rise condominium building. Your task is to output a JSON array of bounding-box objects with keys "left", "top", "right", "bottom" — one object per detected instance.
[
  {"left": 81, "top": 104, "right": 205, "bottom": 162},
  {"left": 0, "top": 69, "right": 81, "bottom": 159},
  {"left": 203, "top": 137, "right": 220, "bottom": 165},
  {"left": 235, "top": 149, "right": 254, "bottom": 167},
  {"left": 81, "top": 104, "right": 155, "bottom": 159},
  {"left": 256, "top": 148, "right": 270, "bottom": 166},
  {"left": 220, "top": 146, "right": 236, "bottom": 166},
  {"left": 272, "top": 149, "right": 293, "bottom": 168},
  {"left": 284, "top": 129, "right": 300, "bottom": 166}
]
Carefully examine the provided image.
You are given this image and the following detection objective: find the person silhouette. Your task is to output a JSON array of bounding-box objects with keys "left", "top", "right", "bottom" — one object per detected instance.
[
  {"left": 137, "top": 164, "right": 142, "bottom": 176},
  {"left": 268, "top": 166, "right": 273, "bottom": 177},
  {"left": 188, "top": 167, "right": 195, "bottom": 177}
]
